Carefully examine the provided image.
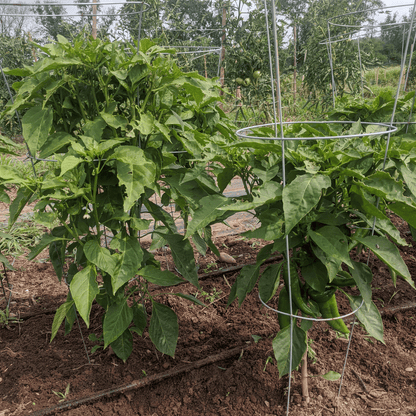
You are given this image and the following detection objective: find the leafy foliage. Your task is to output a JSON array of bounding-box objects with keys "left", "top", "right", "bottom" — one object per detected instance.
[
  {"left": 2, "top": 34, "right": 238, "bottom": 360},
  {"left": 224, "top": 112, "right": 416, "bottom": 377},
  {"left": 0, "top": 35, "right": 33, "bottom": 136}
]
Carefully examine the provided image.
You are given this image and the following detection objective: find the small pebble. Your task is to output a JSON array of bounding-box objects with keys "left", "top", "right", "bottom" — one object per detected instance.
[
  {"left": 163, "top": 362, "right": 170, "bottom": 369},
  {"left": 405, "top": 367, "right": 413, "bottom": 372},
  {"left": 264, "top": 401, "right": 270, "bottom": 407}
]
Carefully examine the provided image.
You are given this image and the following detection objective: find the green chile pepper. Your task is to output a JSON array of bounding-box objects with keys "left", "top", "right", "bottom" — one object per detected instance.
[
  {"left": 277, "top": 286, "right": 299, "bottom": 329},
  {"left": 330, "top": 271, "right": 356, "bottom": 287},
  {"left": 308, "top": 287, "right": 336, "bottom": 304},
  {"left": 318, "top": 293, "right": 350, "bottom": 334},
  {"left": 282, "top": 261, "right": 317, "bottom": 317}
]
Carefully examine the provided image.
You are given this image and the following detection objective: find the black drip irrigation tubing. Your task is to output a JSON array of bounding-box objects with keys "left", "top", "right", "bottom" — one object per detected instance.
[{"left": 28, "top": 344, "right": 249, "bottom": 416}]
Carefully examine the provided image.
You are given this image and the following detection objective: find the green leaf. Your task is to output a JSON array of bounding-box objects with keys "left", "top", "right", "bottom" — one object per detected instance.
[
  {"left": 354, "top": 236, "right": 413, "bottom": 287},
  {"left": 100, "top": 112, "right": 128, "bottom": 130},
  {"left": 149, "top": 301, "right": 178, "bottom": 357},
  {"left": 70, "top": 265, "right": 99, "bottom": 327},
  {"left": 138, "top": 113, "right": 155, "bottom": 135},
  {"left": 312, "top": 245, "right": 340, "bottom": 283},
  {"left": 192, "top": 232, "right": 207, "bottom": 256},
  {"left": 283, "top": 174, "right": 331, "bottom": 235},
  {"left": 358, "top": 171, "right": 407, "bottom": 203},
  {"left": 0, "top": 166, "right": 24, "bottom": 184},
  {"left": 39, "top": 132, "right": 72, "bottom": 159},
  {"left": 395, "top": 161, "right": 416, "bottom": 200},
  {"left": 139, "top": 265, "right": 185, "bottom": 286},
  {"left": 28, "top": 233, "right": 66, "bottom": 260},
  {"left": 112, "top": 146, "right": 156, "bottom": 211},
  {"left": 348, "top": 261, "right": 373, "bottom": 311},
  {"left": 242, "top": 215, "right": 284, "bottom": 241},
  {"left": 344, "top": 294, "right": 384, "bottom": 344},
  {"left": 34, "top": 211, "right": 58, "bottom": 228},
  {"left": 22, "top": 106, "right": 53, "bottom": 156},
  {"left": 132, "top": 304, "right": 147, "bottom": 335},
  {"left": 217, "top": 167, "right": 235, "bottom": 193},
  {"left": 185, "top": 194, "right": 230, "bottom": 238},
  {"left": 172, "top": 293, "right": 206, "bottom": 307},
  {"left": 50, "top": 300, "right": 75, "bottom": 342},
  {"left": 272, "top": 325, "right": 307, "bottom": 378},
  {"left": 49, "top": 239, "right": 66, "bottom": 281},
  {"left": 162, "top": 233, "right": 199, "bottom": 288},
  {"left": 223, "top": 182, "right": 282, "bottom": 211},
  {"left": 145, "top": 200, "right": 177, "bottom": 233},
  {"left": 9, "top": 187, "right": 34, "bottom": 228},
  {"left": 0, "top": 252, "right": 14, "bottom": 271},
  {"left": 110, "top": 234, "right": 143, "bottom": 294},
  {"left": 350, "top": 185, "right": 389, "bottom": 220},
  {"left": 388, "top": 201, "right": 416, "bottom": 229},
  {"left": 183, "top": 82, "right": 204, "bottom": 104},
  {"left": 308, "top": 226, "right": 354, "bottom": 269},
  {"left": 103, "top": 299, "right": 134, "bottom": 348},
  {"left": 302, "top": 261, "right": 328, "bottom": 292},
  {"left": 110, "top": 329, "right": 133, "bottom": 362},
  {"left": 228, "top": 264, "right": 260, "bottom": 306},
  {"left": 84, "top": 240, "right": 117, "bottom": 276},
  {"left": 83, "top": 117, "right": 107, "bottom": 142},
  {"left": 320, "top": 371, "right": 341, "bottom": 381},
  {"left": 130, "top": 218, "right": 152, "bottom": 231},
  {"left": 60, "top": 155, "right": 83, "bottom": 176},
  {"left": 258, "top": 263, "right": 282, "bottom": 303}
]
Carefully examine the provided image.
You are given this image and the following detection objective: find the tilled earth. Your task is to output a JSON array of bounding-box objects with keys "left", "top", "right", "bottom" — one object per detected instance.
[{"left": 0, "top": 213, "right": 416, "bottom": 415}]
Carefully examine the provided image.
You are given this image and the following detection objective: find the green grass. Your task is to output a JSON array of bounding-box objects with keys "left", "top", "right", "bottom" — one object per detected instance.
[
  {"left": 0, "top": 220, "right": 45, "bottom": 256},
  {"left": 0, "top": 152, "right": 53, "bottom": 182},
  {"left": 364, "top": 66, "right": 402, "bottom": 89}
]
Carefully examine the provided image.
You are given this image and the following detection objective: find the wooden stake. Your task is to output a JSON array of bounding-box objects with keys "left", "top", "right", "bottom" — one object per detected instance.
[
  {"left": 220, "top": 5, "right": 226, "bottom": 92},
  {"left": 301, "top": 347, "right": 310, "bottom": 404},
  {"left": 92, "top": 0, "right": 97, "bottom": 39}
]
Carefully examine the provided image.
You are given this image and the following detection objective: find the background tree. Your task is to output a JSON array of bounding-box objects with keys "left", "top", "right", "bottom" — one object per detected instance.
[
  {"left": 33, "top": 0, "right": 117, "bottom": 42},
  {"left": 298, "top": 0, "right": 383, "bottom": 107},
  {"left": 120, "top": 0, "right": 220, "bottom": 44}
]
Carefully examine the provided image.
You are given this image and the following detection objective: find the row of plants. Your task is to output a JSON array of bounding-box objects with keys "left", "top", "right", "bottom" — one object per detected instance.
[{"left": 1, "top": 35, "right": 415, "bottom": 381}]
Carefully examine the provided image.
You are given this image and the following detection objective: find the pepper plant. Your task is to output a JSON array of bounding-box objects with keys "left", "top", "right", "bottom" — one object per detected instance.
[
  {"left": 1, "top": 34, "right": 237, "bottom": 361},
  {"left": 219, "top": 120, "right": 416, "bottom": 377}
]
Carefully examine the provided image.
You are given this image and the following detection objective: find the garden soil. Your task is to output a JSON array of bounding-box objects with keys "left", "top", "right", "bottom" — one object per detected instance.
[{"left": 1, "top": 213, "right": 416, "bottom": 415}]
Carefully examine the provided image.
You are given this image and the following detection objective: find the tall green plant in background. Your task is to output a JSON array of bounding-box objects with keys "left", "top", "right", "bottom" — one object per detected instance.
[{"left": 1, "top": 34, "right": 238, "bottom": 361}]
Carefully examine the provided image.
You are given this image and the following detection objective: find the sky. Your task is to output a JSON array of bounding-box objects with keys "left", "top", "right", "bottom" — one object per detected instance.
[{"left": 380, "top": 0, "right": 414, "bottom": 19}]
